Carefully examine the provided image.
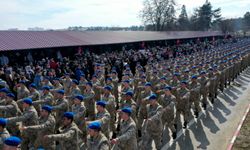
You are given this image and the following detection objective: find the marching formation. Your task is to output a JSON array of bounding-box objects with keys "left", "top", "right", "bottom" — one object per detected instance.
[{"left": 0, "top": 37, "right": 250, "bottom": 150}]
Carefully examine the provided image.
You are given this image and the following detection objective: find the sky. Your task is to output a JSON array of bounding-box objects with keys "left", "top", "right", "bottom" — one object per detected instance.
[{"left": 0, "top": 0, "right": 249, "bottom": 30}]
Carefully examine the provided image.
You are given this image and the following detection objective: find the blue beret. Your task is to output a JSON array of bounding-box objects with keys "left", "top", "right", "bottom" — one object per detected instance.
[
  {"left": 141, "top": 75, "right": 146, "bottom": 79},
  {"left": 111, "top": 71, "right": 117, "bottom": 74},
  {"left": 19, "top": 80, "right": 26, "bottom": 84},
  {"left": 88, "top": 121, "right": 101, "bottom": 130},
  {"left": 6, "top": 93, "right": 15, "bottom": 98},
  {"left": 184, "top": 69, "right": 190, "bottom": 73},
  {"left": 121, "top": 107, "right": 132, "bottom": 115},
  {"left": 42, "top": 105, "right": 52, "bottom": 113},
  {"left": 42, "top": 86, "right": 51, "bottom": 91},
  {"left": 165, "top": 86, "right": 172, "bottom": 91},
  {"left": 106, "top": 78, "right": 112, "bottom": 81},
  {"left": 0, "top": 118, "right": 7, "bottom": 126},
  {"left": 80, "top": 74, "right": 85, "bottom": 77},
  {"left": 104, "top": 86, "right": 112, "bottom": 91},
  {"left": 200, "top": 71, "right": 206, "bottom": 75},
  {"left": 92, "top": 74, "right": 97, "bottom": 78},
  {"left": 4, "top": 136, "right": 22, "bottom": 147},
  {"left": 192, "top": 66, "right": 197, "bottom": 69},
  {"left": 29, "top": 83, "right": 37, "bottom": 88},
  {"left": 53, "top": 78, "right": 60, "bottom": 81},
  {"left": 123, "top": 80, "right": 130, "bottom": 84},
  {"left": 125, "top": 91, "right": 134, "bottom": 96},
  {"left": 0, "top": 88, "right": 9, "bottom": 93},
  {"left": 96, "top": 101, "right": 106, "bottom": 107},
  {"left": 174, "top": 73, "right": 180, "bottom": 76},
  {"left": 23, "top": 98, "right": 33, "bottom": 105},
  {"left": 44, "top": 76, "right": 50, "bottom": 80},
  {"left": 75, "top": 95, "right": 84, "bottom": 101},
  {"left": 181, "top": 81, "right": 188, "bottom": 85},
  {"left": 148, "top": 94, "right": 157, "bottom": 100},
  {"left": 56, "top": 90, "right": 65, "bottom": 95},
  {"left": 72, "top": 79, "right": 79, "bottom": 85},
  {"left": 63, "top": 112, "right": 74, "bottom": 120},
  {"left": 65, "top": 73, "right": 70, "bottom": 76},
  {"left": 145, "top": 82, "right": 152, "bottom": 86},
  {"left": 86, "top": 82, "right": 93, "bottom": 87},
  {"left": 160, "top": 77, "right": 166, "bottom": 80},
  {"left": 192, "top": 75, "right": 198, "bottom": 79}
]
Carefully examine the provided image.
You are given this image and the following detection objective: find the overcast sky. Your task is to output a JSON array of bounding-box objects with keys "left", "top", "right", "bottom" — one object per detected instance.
[{"left": 0, "top": 0, "right": 249, "bottom": 30}]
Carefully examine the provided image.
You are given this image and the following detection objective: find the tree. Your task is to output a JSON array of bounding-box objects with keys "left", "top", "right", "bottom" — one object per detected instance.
[
  {"left": 219, "top": 19, "right": 235, "bottom": 34},
  {"left": 190, "top": 0, "right": 222, "bottom": 31},
  {"left": 177, "top": 5, "right": 189, "bottom": 30},
  {"left": 243, "top": 12, "right": 250, "bottom": 31},
  {"left": 140, "top": 0, "right": 176, "bottom": 31}
]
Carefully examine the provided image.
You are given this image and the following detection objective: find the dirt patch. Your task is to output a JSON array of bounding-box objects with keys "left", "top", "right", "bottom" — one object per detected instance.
[{"left": 233, "top": 112, "right": 250, "bottom": 150}]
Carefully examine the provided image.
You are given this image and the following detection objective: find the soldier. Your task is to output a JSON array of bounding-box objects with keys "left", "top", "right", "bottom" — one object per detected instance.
[
  {"left": 92, "top": 75, "right": 102, "bottom": 101},
  {"left": 28, "top": 83, "right": 40, "bottom": 102},
  {"left": 21, "top": 105, "right": 56, "bottom": 150},
  {"left": 71, "top": 95, "right": 86, "bottom": 142},
  {"left": 0, "top": 93, "right": 21, "bottom": 135},
  {"left": 141, "top": 94, "right": 163, "bottom": 150},
  {"left": 111, "top": 107, "right": 137, "bottom": 150},
  {"left": 45, "top": 112, "right": 81, "bottom": 150},
  {"left": 188, "top": 75, "right": 201, "bottom": 118},
  {"left": 120, "top": 80, "right": 133, "bottom": 100},
  {"left": 16, "top": 81, "right": 30, "bottom": 100},
  {"left": 3, "top": 136, "right": 22, "bottom": 150},
  {"left": 51, "top": 78, "right": 63, "bottom": 93},
  {"left": 86, "top": 121, "right": 110, "bottom": 150},
  {"left": 111, "top": 71, "right": 119, "bottom": 107},
  {"left": 119, "top": 91, "right": 137, "bottom": 123},
  {"left": 28, "top": 83, "right": 40, "bottom": 111},
  {"left": 62, "top": 73, "right": 72, "bottom": 96},
  {"left": 101, "top": 86, "right": 116, "bottom": 138},
  {"left": 208, "top": 68, "right": 216, "bottom": 104},
  {"left": 89, "top": 101, "right": 111, "bottom": 139},
  {"left": 0, "top": 118, "right": 10, "bottom": 150},
  {"left": 68, "top": 79, "right": 81, "bottom": 106},
  {"left": 137, "top": 82, "right": 153, "bottom": 137},
  {"left": 51, "top": 90, "right": 69, "bottom": 130},
  {"left": 198, "top": 71, "right": 210, "bottom": 110},
  {"left": 7, "top": 98, "right": 38, "bottom": 150},
  {"left": 176, "top": 81, "right": 190, "bottom": 128},
  {"left": 78, "top": 74, "right": 88, "bottom": 94},
  {"left": 33, "top": 86, "right": 54, "bottom": 108},
  {"left": 41, "top": 76, "right": 54, "bottom": 88},
  {"left": 0, "top": 88, "right": 9, "bottom": 105},
  {"left": 159, "top": 86, "right": 177, "bottom": 139},
  {"left": 83, "top": 82, "right": 95, "bottom": 120}
]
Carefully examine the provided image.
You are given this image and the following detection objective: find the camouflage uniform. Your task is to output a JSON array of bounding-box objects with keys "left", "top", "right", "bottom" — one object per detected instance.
[
  {"left": 53, "top": 98, "right": 69, "bottom": 129},
  {"left": 25, "top": 114, "right": 56, "bottom": 150},
  {"left": 72, "top": 102, "right": 86, "bottom": 141},
  {"left": 101, "top": 93, "right": 116, "bottom": 133},
  {"left": 83, "top": 89, "right": 95, "bottom": 120},
  {"left": 95, "top": 109, "right": 111, "bottom": 139},
  {"left": 188, "top": 80, "right": 201, "bottom": 114},
  {"left": 0, "top": 128, "right": 10, "bottom": 149},
  {"left": 47, "top": 122, "right": 81, "bottom": 150},
  {"left": 7, "top": 106, "right": 38, "bottom": 150},
  {"left": 176, "top": 86, "right": 190, "bottom": 125},
  {"left": 142, "top": 103, "right": 163, "bottom": 150},
  {"left": 86, "top": 133, "right": 110, "bottom": 150},
  {"left": 115, "top": 117, "right": 137, "bottom": 150},
  {"left": 198, "top": 75, "right": 210, "bottom": 108},
  {"left": 0, "top": 99, "right": 21, "bottom": 135},
  {"left": 159, "top": 94, "right": 176, "bottom": 134}
]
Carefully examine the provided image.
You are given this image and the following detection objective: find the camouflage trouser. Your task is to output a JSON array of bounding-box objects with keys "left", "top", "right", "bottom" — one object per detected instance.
[
  {"left": 141, "top": 130, "right": 162, "bottom": 150},
  {"left": 200, "top": 89, "right": 208, "bottom": 105},
  {"left": 137, "top": 106, "right": 147, "bottom": 130},
  {"left": 86, "top": 100, "right": 95, "bottom": 120},
  {"left": 162, "top": 110, "right": 176, "bottom": 133},
  {"left": 189, "top": 94, "right": 201, "bottom": 113},
  {"left": 21, "top": 130, "right": 37, "bottom": 150},
  {"left": 175, "top": 99, "right": 190, "bottom": 123},
  {"left": 34, "top": 136, "right": 56, "bottom": 150}
]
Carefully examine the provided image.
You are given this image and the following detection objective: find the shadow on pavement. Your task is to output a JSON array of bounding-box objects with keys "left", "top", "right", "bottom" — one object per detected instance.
[
  {"left": 202, "top": 111, "right": 220, "bottom": 133},
  {"left": 189, "top": 119, "right": 210, "bottom": 149}
]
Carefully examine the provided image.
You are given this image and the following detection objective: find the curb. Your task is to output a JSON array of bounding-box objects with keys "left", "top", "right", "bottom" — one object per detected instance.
[{"left": 227, "top": 103, "right": 250, "bottom": 150}]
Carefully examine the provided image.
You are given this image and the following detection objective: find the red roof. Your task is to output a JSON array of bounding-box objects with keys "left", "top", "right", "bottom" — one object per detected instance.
[{"left": 0, "top": 31, "right": 223, "bottom": 51}]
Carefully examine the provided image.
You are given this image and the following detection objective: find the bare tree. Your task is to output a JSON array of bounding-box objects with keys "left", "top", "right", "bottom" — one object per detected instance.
[{"left": 140, "top": 0, "right": 176, "bottom": 31}]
